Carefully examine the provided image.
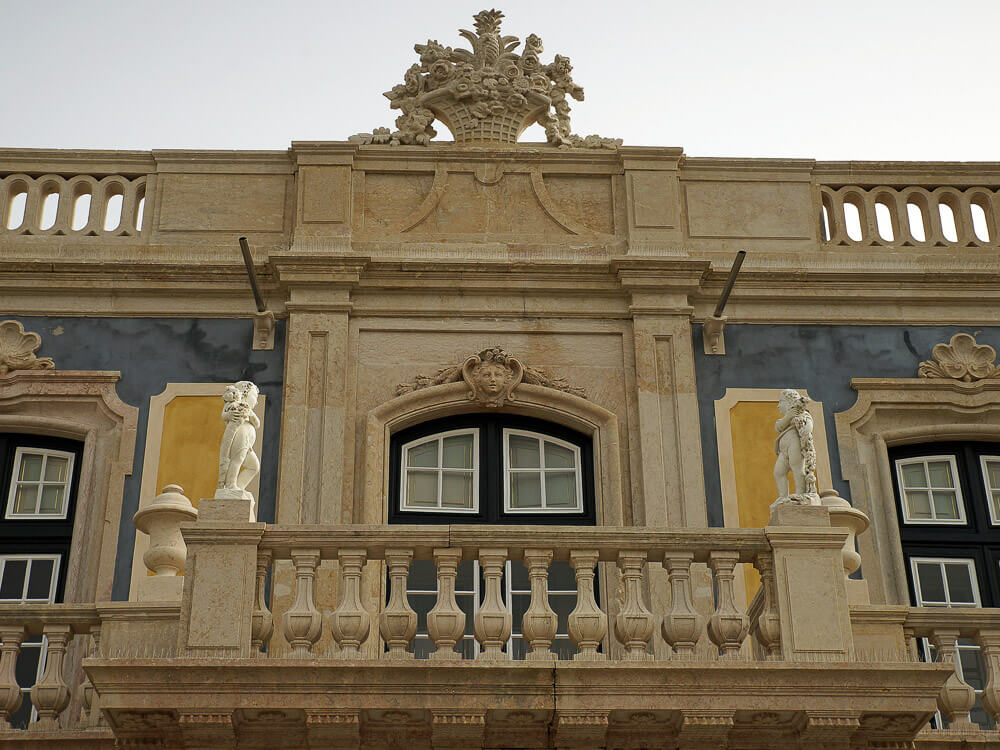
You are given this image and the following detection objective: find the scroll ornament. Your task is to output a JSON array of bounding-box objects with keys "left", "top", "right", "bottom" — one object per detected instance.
[
  {"left": 0, "top": 320, "right": 55, "bottom": 375},
  {"left": 771, "top": 389, "right": 820, "bottom": 508},
  {"left": 917, "top": 333, "right": 1000, "bottom": 382},
  {"left": 395, "top": 346, "right": 586, "bottom": 408},
  {"left": 350, "top": 9, "right": 621, "bottom": 150}
]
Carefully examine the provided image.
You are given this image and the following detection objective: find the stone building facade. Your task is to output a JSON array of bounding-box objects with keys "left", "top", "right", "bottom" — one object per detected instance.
[{"left": 0, "top": 10, "right": 999, "bottom": 749}]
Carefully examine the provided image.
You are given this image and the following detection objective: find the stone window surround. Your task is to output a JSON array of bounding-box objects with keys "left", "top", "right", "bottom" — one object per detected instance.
[
  {"left": 0, "top": 370, "right": 137, "bottom": 603},
  {"left": 835, "top": 377, "right": 1000, "bottom": 606},
  {"left": 363, "top": 381, "right": 623, "bottom": 526}
]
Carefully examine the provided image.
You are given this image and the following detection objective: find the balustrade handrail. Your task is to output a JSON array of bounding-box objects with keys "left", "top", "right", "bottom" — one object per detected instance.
[
  {"left": 258, "top": 523, "right": 770, "bottom": 562},
  {"left": 0, "top": 604, "right": 99, "bottom": 637},
  {"left": 904, "top": 606, "right": 1000, "bottom": 639}
]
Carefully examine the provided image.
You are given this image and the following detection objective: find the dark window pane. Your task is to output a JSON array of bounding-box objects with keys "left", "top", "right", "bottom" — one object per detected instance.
[
  {"left": 26, "top": 559, "right": 55, "bottom": 601},
  {"left": 456, "top": 594, "right": 475, "bottom": 634},
  {"left": 916, "top": 562, "right": 946, "bottom": 603},
  {"left": 407, "top": 560, "right": 437, "bottom": 592},
  {"left": 0, "top": 561, "right": 27, "bottom": 600},
  {"left": 410, "top": 593, "right": 435, "bottom": 633},
  {"left": 510, "top": 636, "right": 527, "bottom": 660},
  {"left": 15, "top": 646, "right": 41, "bottom": 688},
  {"left": 410, "top": 636, "right": 434, "bottom": 659},
  {"left": 945, "top": 564, "right": 976, "bottom": 605},
  {"left": 459, "top": 636, "right": 476, "bottom": 659},
  {"left": 551, "top": 593, "right": 576, "bottom": 633},
  {"left": 511, "top": 593, "right": 530, "bottom": 632},
  {"left": 553, "top": 636, "right": 577, "bottom": 660},
  {"left": 8, "top": 696, "right": 32, "bottom": 730},
  {"left": 510, "top": 561, "right": 529, "bottom": 590},
  {"left": 456, "top": 562, "right": 474, "bottom": 592},
  {"left": 549, "top": 561, "right": 576, "bottom": 592},
  {"left": 960, "top": 648, "right": 986, "bottom": 690}
]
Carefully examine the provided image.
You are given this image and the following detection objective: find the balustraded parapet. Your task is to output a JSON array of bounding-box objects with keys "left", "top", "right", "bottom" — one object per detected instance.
[
  {"left": 905, "top": 608, "right": 1000, "bottom": 731},
  {"left": 0, "top": 605, "right": 100, "bottom": 731},
  {"left": 819, "top": 183, "right": 999, "bottom": 248},
  {"left": 1, "top": 172, "right": 150, "bottom": 237},
  {"left": 252, "top": 524, "right": 843, "bottom": 664}
]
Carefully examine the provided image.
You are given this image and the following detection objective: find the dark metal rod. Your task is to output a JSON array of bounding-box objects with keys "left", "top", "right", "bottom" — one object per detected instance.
[
  {"left": 239, "top": 237, "right": 267, "bottom": 313},
  {"left": 712, "top": 250, "right": 746, "bottom": 318}
]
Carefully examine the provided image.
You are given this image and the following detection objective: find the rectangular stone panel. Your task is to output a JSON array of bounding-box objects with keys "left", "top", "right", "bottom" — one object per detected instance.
[
  {"left": 684, "top": 180, "right": 813, "bottom": 239},
  {"left": 630, "top": 171, "right": 678, "bottom": 228},
  {"left": 301, "top": 166, "right": 351, "bottom": 224},
  {"left": 158, "top": 174, "right": 287, "bottom": 231}
]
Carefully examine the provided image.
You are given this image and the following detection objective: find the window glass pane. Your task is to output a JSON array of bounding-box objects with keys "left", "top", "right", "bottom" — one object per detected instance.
[
  {"left": 986, "top": 460, "right": 1000, "bottom": 489},
  {"left": 932, "top": 491, "right": 960, "bottom": 520},
  {"left": 510, "top": 473, "right": 542, "bottom": 508},
  {"left": 405, "top": 471, "right": 438, "bottom": 507},
  {"left": 441, "top": 473, "right": 473, "bottom": 508},
  {"left": 927, "top": 460, "right": 955, "bottom": 488},
  {"left": 906, "top": 490, "right": 932, "bottom": 519},
  {"left": 551, "top": 593, "right": 575, "bottom": 633},
  {"left": 0, "top": 561, "right": 27, "bottom": 600},
  {"left": 544, "top": 442, "right": 575, "bottom": 469},
  {"left": 38, "top": 485, "right": 65, "bottom": 514},
  {"left": 410, "top": 593, "right": 435, "bottom": 634},
  {"left": 408, "top": 560, "right": 437, "bottom": 591},
  {"left": 901, "top": 463, "right": 927, "bottom": 487},
  {"left": 15, "top": 646, "right": 40, "bottom": 688},
  {"left": 411, "top": 635, "right": 434, "bottom": 659},
  {"left": 916, "top": 562, "right": 946, "bottom": 603},
  {"left": 26, "top": 559, "right": 55, "bottom": 601},
  {"left": 945, "top": 563, "right": 976, "bottom": 605},
  {"left": 456, "top": 561, "right": 474, "bottom": 591},
  {"left": 442, "top": 435, "right": 474, "bottom": 469},
  {"left": 510, "top": 561, "right": 529, "bottom": 590},
  {"left": 549, "top": 561, "right": 576, "bottom": 592},
  {"left": 509, "top": 436, "right": 540, "bottom": 469},
  {"left": 407, "top": 441, "right": 438, "bottom": 468},
  {"left": 43, "top": 457, "right": 68, "bottom": 483},
  {"left": 544, "top": 472, "right": 577, "bottom": 508},
  {"left": 511, "top": 593, "right": 529, "bottom": 628},
  {"left": 12, "top": 485, "right": 38, "bottom": 515},
  {"left": 17, "top": 454, "right": 42, "bottom": 482},
  {"left": 960, "top": 647, "right": 986, "bottom": 689}
]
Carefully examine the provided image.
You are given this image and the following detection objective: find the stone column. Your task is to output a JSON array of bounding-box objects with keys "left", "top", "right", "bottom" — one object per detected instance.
[
  {"left": 177, "top": 497, "right": 265, "bottom": 658},
  {"left": 764, "top": 505, "right": 855, "bottom": 661}
]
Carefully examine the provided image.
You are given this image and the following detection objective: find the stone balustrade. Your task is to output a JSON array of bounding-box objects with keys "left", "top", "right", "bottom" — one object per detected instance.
[
  {"left": 0, "top": 604, "right": 100, "bottom": 731},
  {"left": 904, "top": 607, "right": 1000, "bottom": 732},
  {"left": 1, "top": 172, "right": 149, "bottom": 237},
  {"left": 255, "top": 524, "right": 790, "bottom": 663}
]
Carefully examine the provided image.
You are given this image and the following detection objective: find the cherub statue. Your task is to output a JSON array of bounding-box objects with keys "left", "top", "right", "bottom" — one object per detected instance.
[
  {"left": 771, "top": 389, "right": 820, "bottom": 507},
  {"left": 216, "top": 381, "right": 261, "bottom": 503}
]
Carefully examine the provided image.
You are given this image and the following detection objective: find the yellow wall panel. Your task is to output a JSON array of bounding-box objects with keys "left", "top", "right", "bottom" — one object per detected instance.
[{"left": 155, "top": 396, "right": 226, "bottom": 510}]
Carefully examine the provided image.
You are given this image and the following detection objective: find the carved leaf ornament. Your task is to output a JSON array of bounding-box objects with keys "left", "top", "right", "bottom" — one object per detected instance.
[
  {"left": 395, "top": 346, "right": 586, "bottom": 407},
  {"left": 350, "top": 9, "right": 621, "bottom": 150},
  {"left": 918, "top": 333, "right": 1000, "bottom": 382},
  {"left": 0, "top": 320, "right": 55, "bottom": 375}
]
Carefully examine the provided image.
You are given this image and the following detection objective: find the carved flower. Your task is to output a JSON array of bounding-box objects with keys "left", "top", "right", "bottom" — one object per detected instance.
[
  {"left": 469, "top": 101, "right": 491, "bottom": 119},
  {"left": 520, "top": 53, "right": 541, "bottom": 72},
  {"left": 482, "top": 77, "right": 497, "bottom": 89},
  {"left": 555, "top": 99, "right": 571, "bottom": 115},
  {"left": 512, "top": 76, "right": 530, "bottom": 92},
  {"left": 501, "top": 63, "right": 519, "bottom": 79},
  {"left": 469, "top": 71, "right": 483, "bottom": 83},
  {"left": 506, "top": 93, "right": 526, "bottom": 109},
  {"left": 496, "top": 76, "right": 509, "bottom": 87},
  {"left": 429, "top": 60, "right": 452, "bottom": 83},
  {"left": 489, "top": 101, "right": 506, "bottom": 115},
  {"left": 454, "top": 81, "right": 472, "bottom": 98},
  {"left": 403, "top": 64, "right": 422, "bottom": 95},
  {"left": 524, "top": 34, "right": 543, "bottom": 54},
  {"left": 530, "top": 73, "right": 549, "bottom": 92}
]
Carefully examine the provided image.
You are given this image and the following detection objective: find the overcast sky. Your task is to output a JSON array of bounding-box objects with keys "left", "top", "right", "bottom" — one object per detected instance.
[{"left": 4, "top": 0, "right": 998, "bottom": 161}]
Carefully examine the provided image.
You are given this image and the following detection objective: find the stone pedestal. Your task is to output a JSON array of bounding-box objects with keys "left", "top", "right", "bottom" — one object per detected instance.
[
  {"left": 765, "top": 505, "right": 855, "bottom": 661},
  {"left": 177, "top": 498, "right": 265, "bottom": 658}
]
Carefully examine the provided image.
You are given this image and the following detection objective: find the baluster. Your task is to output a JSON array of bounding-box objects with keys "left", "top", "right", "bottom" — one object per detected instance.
[
  {"left": 929, "top": 628, "right": 976, "bottom": 729},
  {"left": 30, "top": 624, "right": 72, "bottom": 730},
  {"left": 79, "top": 625, "right": 102, "bottom": 727},
  {"left": 751, "top": 553, "right": 781, "bottom": 659},
  {"left": 282, "top": 550, "right": 322, "bottom": 657},
  {"left": 379, "top": 548, "right": 417, "bottom": 658},
  {"left": 661, "top": 553, "right": 702, "bottom": 659},
  {"left": 331, "top": 549, "right": 371, "bottom": 659},
  {"left": 474, "top": 548, "right": 511, "bottom": 660},
  {"left": 427, "top": 549, "right": 465, "bottom": 660},
  {"left": 251, "top": 550, "right": 274, "bottom": 655},
  {"left": 522, "top": 549, "right": 557, "bottom": 661},
  {"left": 707, "top": 551, "right": 749, "bottom": 659},
  {"left": 903, "top": 625, "right": 919, "bottom": 663},
  {"left": 614, "top": 551, "right": 654, "bottom": 661},
  {"left": 979, "top": 629, "right": 1000, "bottom": 724},
  {"left": 0, "top": 626, "right": 24, "bottom": 729},
  {"left": 568, "top": 550, "right": 607, "bottom": 661}
]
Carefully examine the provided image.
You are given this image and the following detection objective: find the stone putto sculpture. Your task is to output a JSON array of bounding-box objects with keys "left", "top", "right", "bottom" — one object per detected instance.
[
  {"left": 396, "top": 346, "right": 586, "bottom": 407},
  {"left": 771, "top": 389, "right": 820, "bottom": 507},
  {"left": 215, "top": 381, "right": 261, "bottom": 502},
  {"left": 350, "top": 9, "right": 621, "bottom": 149}
]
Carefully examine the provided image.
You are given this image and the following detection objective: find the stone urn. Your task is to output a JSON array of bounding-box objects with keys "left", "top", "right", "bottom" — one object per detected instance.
[
  {"left": 133, "top": 484, "right": 198, "bottom": 576},
  {"left": 819, "top": 488, "right": 869, "bottom": 577}
]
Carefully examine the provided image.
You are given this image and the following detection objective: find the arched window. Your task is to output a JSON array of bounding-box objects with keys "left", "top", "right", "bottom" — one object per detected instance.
[{"left": 389, "top": 413, "right": 595, "bottom": 525}]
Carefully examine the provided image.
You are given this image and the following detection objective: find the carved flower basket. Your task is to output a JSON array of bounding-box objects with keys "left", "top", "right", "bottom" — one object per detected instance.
[{"left": 430, "top": 98, "right": 548, "bottom": 144}]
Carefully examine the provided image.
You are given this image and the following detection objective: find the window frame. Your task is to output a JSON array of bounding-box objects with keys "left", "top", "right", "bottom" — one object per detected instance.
[
  {"left": 388, "top": 413, "right": 596, "bottom": 525},
  {"left": 894, "top": 454, "right": 967, "bottom": 525},
  {"left": 399, "top": 428, "right": 480, "bottom": 514},
  {"left": 979, "top": 455, "right": 1000, "bottom": 526},
  {"left": 909, "top": 556, "right": 982, "bottom": 607},
  {"left": 502, "top": 429, "right": 584, "bottom": 514},
  {"left": 4, "top": 447, "right": 75, "bottom": 521}
]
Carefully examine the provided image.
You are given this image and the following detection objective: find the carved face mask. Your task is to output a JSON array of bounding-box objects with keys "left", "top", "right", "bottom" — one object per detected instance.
[{"left": 476, "top": 363, "right": 507, "bottom": 395}]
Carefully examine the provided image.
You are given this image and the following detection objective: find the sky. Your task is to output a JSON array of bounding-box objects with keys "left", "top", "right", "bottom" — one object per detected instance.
[{"left": 3, "top": 0, "right": 999, "bottom": 161}]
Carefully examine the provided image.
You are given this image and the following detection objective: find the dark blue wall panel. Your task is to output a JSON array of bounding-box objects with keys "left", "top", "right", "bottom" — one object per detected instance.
[
  {"left": 694, "top": 325, "right": 1000, "bottom": 527},
  {"left": 6, "top": 317, "right": 285, "bottom": 600}
]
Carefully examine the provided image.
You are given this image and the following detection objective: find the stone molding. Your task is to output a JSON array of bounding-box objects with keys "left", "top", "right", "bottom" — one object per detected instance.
[
  {"left": 835, "top": 377, "right": 1000, "bottom": 605},
  {"left": 0, "top": 370, "right": 137, "bottom": 603},
  {"left": 130, "top": 383, "right": 265, "bottom": 601},
  {"left": 0, "top": 319, "right": 55, "bottom": 375},
  {"left": 363, "top": 381, "right": 622, "bottom": 525},
  {"left": 918, "top": 332, "right": 1000, "bottom": 382}
]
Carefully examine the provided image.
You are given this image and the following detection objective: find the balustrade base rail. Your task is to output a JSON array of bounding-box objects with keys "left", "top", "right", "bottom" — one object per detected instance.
[{"left": 84, "top": 658, "right": 950, "bottom": 748}]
